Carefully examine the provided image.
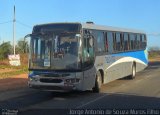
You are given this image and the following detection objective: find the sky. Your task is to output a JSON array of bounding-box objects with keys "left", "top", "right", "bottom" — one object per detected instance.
[{"left": 0, "top": 0, "right": 160, "bottom": 48}]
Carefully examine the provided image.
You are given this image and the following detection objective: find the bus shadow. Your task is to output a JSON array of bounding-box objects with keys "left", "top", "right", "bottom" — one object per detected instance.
[{"left": 51, "top": 90, "right": 94, "bottom": 98}]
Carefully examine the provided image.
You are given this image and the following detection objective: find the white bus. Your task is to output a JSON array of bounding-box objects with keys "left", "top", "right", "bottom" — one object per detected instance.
[{"left": 25, "top": 22, "right": 148, "bottom": 92}]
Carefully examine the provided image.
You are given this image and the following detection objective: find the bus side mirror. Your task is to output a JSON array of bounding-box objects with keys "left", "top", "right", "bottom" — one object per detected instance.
[{"left": 24, "top": 34, "right": 32, "bottom": 39}]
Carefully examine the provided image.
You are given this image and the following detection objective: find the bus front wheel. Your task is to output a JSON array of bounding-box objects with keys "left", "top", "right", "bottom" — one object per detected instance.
[
  {"left": 128, "top": 64, "right": 136, "bottom": 79},
  {"left": 93, "top": 71, "right": 102, "bottom": 93}
]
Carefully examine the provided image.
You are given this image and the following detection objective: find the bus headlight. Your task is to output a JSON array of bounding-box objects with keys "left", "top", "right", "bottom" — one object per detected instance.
[{"left": 29, "top": 75, "right": 39, "bottom": 81}]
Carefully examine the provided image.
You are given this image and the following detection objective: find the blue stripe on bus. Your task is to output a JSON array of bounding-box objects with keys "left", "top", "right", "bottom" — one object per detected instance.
[{"left": 112, "top": 50, "right": 148, "bottom": 64}]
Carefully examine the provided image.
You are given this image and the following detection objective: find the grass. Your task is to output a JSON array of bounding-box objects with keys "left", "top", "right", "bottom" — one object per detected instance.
[
  {"left": 0, "top": 69, "right": 28, "bottom": 79},
  {"left": 148, "top": 51, "right": 160, "bottom": 62},
  {"left": 0, "top": 53, "right": 29, "bottom": 79},
  {"left": 0, "top": 65, "right": 28, "bottom": 79},
  {"left": 0, "top": 64, "right": 27, "bottom": 69},
  {"left": 148, "top": 51, "right": 160, "bottom": 58}
]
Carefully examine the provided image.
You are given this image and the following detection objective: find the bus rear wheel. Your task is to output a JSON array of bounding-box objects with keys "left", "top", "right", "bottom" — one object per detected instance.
[
  {"left": 128, "top": 64, "right": 136, "bottom": 79},
  {"left": 93, "top": 71, "right": 102, "bottom": 93}
]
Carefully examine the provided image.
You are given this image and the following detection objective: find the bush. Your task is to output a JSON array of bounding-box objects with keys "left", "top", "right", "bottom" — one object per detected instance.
[
  {"left": 0, "top": 42, "right": 12, "bottom": 60},
  {"left": 148, "top": 51, "right": 160, "bottom": 58}
]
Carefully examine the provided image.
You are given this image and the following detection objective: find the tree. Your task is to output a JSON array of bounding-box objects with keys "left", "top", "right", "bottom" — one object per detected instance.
[
  {"left": 148, "top": 46, "right": 160, "bottom": 58},
  {"left": 148, "top": 46, "right": 160, "bottom": 51},
  {"left": 16, "top": 39, "right": 29, "bottom": 54},
  {"left": 0, "top": 42, "right": 12, "bottom": 60}
]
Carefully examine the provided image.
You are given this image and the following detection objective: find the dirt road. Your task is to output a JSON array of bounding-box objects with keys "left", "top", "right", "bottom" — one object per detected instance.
[{"left": 0, "top": 74, "right": 28, "bottom": 92}]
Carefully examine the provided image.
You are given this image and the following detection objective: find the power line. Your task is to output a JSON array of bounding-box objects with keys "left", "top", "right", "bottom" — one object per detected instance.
[
  {"left": 0, "top": 17, "right": 11, "bottom": 20},
  {"left": 17, "top": 20, "right": 32, "bottom": 29},
  {"left": 0, "top": 20, "right": 32, "bottom": 29},
  {"left": 0, "top": 20, "right": 12, "bottom": 25}
]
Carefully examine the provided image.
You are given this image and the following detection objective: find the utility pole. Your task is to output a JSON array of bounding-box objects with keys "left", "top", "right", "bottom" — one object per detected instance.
[{"left": 13, "top": 5, "right": 16, "bottom": 56}]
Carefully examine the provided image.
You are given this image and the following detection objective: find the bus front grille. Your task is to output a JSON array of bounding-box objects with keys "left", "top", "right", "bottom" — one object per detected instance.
[{"left": 40, "top": 78, "right": 63, "bottom": 83}]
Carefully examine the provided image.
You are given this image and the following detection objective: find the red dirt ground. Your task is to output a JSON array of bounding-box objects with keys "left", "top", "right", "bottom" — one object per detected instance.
[{"left": 0, "top": 74, "right": 28, "bottom": 92}]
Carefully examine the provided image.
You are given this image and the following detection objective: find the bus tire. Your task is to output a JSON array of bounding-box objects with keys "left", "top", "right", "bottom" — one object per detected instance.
[
  {"left": 92, "top": 71, "right": 102, "bottom": 93},
  {"left": 128, "top": 64, "right": 136, "bottom": 79}
]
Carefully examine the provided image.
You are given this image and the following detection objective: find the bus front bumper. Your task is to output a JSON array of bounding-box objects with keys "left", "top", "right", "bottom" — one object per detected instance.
[{"left": 28, "top": 79, "right": 81, "bottom": 92}]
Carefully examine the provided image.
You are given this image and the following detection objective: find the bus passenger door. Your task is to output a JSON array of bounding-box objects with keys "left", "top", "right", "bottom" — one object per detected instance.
[{"left": 82, "top": 30, "right": 96, "bottom": 90}]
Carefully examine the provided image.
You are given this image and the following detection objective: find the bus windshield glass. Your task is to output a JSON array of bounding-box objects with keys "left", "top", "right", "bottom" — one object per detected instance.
[{"left": 29, "top": 24, "right": 82, "bottom": 70}]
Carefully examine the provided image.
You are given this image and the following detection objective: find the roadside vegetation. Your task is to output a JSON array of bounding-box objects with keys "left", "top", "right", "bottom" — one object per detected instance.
[
  {"left": 148, "top": 46, "right": 160, "bottom": 61},
  {"left": 0, "top": 39, "right": 29, "bottom": 79}
]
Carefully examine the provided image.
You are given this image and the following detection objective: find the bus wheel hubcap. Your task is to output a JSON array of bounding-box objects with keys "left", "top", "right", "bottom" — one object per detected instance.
[
  {"left": 98, "top": 75, "right": 102, "bottom": 88},
  {"left": 133, "top": 66, "right": 135, "bottom": 77}
]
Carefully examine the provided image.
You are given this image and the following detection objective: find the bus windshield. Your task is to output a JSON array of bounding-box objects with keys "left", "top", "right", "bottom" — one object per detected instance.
[{"left": 29, "top": 32, "right": 82, "bottom": 70}]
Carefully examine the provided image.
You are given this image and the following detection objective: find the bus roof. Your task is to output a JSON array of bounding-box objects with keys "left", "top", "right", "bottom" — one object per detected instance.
[
  {"left": 34, "top": 22, "right": 145, "bottom": 34},
  {"left": 82, "top": 23, "right": 145, "bottom": 34}
]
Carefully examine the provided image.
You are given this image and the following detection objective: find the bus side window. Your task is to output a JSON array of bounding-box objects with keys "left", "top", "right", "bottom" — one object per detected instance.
[
  {"left": 120, "top": 33, "right": 124, "bottom": 51},
  {"left": 115, "top": 32, "right": 121, "bottom": 52},
  {"left": 144, "top": 35, "right": 147, "bottom": 48},
  {"left": 96, "top": 31, "right": 105, "bottom": 53},
  {"left": 105, "top": 32, "right": 108, "bottom": 52},
  {"left": 124, "top": 33, "right": 129, "bottom": 51},
  {"left": 127, "top": 34, "right": 130, "bottom": 51},
  {"left": 141, "top": 34, "right": 146, "bottom": 49},
  {"left": 107, "top": 32, "right": 114, "bottom": 53},
  {"left": 134, "top": 34, "right": 137, "bottom": 50},
  {"left": 113, "top": 32, "right": 116, "bottom": 52},
  {"left": 140, "top": 34, "right": 143, "bottom": 49},
  {"left": 136, "top": 34, "right": 140, "bottom": 50},
  {"left": 129, "top": 33, "right": 134, "bottom": 50}
]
